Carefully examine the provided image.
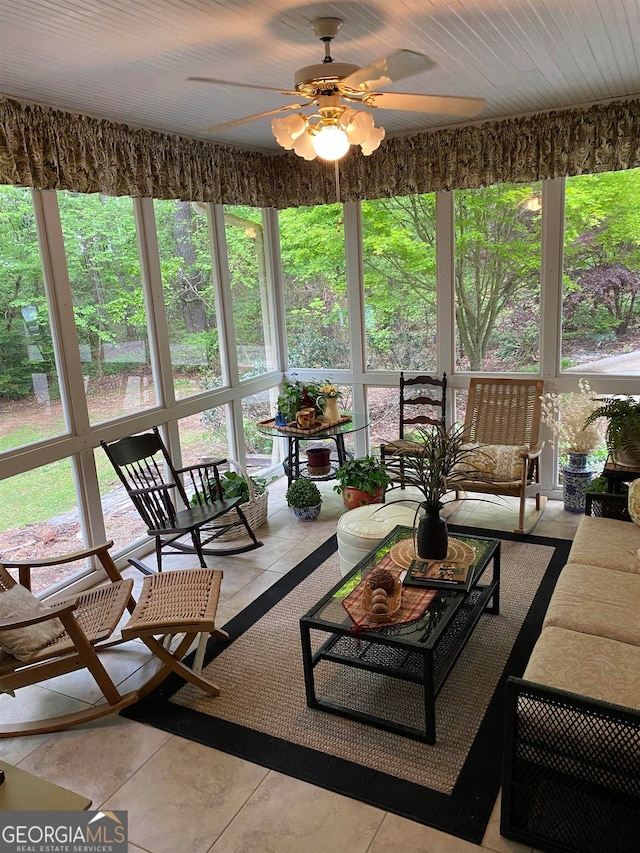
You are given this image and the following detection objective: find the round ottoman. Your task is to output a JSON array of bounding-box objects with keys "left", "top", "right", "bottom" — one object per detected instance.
[{"left": 336, "top": 503, "right": 416, "bottom": 576}]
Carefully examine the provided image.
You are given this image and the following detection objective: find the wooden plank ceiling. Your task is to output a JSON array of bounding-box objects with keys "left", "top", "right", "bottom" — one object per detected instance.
[{"left": 0, "top": 0, "right": 638, "bottom": 154}]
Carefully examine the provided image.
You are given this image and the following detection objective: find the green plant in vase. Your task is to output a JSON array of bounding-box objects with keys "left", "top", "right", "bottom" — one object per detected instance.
[
  {"left": 277, "top": 377, "right": 322, "bottom": 423},
  {"left": 333, "top": 456, "right": 391, "bottom": 509},
  {"left": 583, "top": 396, "right": 640, "bottom": 467},
  {"left": 285, "top": 479, "right": 322, "bottom": 520},
  {"left": 385, "top": 424, "right": 486, "bottom": 560}
]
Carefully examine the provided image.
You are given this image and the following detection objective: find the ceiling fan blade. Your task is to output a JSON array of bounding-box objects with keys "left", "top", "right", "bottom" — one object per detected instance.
[
  {"left": 188, "top": 76, "right": 301, "bottom": 97},
  {"left": 204, "top": 103, "right": 309, "bottom": 133},
  {"left": 342, "top": 50, "right": 436, "bottom": 92},
  {"left": 365, "top": 91, "right": 485, "bottom": 117}
]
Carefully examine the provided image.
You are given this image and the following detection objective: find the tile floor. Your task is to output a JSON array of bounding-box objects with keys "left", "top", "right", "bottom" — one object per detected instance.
[{"left": 0, "top": 478, "right": 582, "bottom": 852}]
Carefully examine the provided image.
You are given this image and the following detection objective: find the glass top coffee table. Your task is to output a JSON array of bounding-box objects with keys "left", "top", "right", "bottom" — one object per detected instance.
[{"left": 299, "top": 525, "right": 500, "bottom": 743}]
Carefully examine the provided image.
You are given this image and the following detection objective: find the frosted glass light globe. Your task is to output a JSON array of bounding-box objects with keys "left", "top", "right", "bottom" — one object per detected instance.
[{"left": 312, "top": 125, "right": 350, "bottom": 161}]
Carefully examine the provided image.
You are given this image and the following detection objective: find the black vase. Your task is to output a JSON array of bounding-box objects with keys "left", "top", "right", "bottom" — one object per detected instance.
[{"left": 416, "top": 506, "right": 449, "bottom": 561}]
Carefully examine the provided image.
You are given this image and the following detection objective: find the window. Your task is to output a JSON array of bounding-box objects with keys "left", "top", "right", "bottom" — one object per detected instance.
[
  {"left": 0, "top": 459, "right": 90, "bottom": 594},
  {"left": 224, "top": 206, "right": 276, "bottom": 380},
  {"left": 58, "top": 192, "right": 157, "bottom": 424},
  {"left": 454, "top": 183, "right": 542, "bottom": 372},
  {"left": 362, "top": 194, "right": 437, "bottom": 371},
  {"left": 0, "top": 186, "right": 66, "bottom": 447},
  {"left": 562, "top": 168, "right": 640, "bottom": 374},
  {"left": 154, "top": 200, "right": 222, "bottom": 398},
  {"left": 279, "top": 203, "right": 349, "bottom": 369}
]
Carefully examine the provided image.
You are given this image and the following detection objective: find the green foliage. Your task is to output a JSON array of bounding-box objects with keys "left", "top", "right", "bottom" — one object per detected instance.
[
  {"left": 276, "top": 377, "right": 322, "bottom": 422},
  {"left": 333, "top": 456, "right": 391, "bottom": 496},
  {"left": 385, "top": 424, "right": 485, "bottom": 511},
  {"left": 583, "top": 396, "right": 640, "bottom": 464},
  {"left": 285, "top": 478, "right": 322, "bottom": 508},
  {"left": 190, "top": 470, "right": 267, "bottom": 507}
]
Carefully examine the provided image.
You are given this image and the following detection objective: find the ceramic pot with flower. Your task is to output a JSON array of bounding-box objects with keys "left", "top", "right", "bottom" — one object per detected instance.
[{"left": 317, "top": 381, "right": 342, "bottom": 424}]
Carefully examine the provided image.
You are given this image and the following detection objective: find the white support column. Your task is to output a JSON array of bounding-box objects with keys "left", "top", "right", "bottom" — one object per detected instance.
[
  {"left": 435, "top": 190, "right": 456, "bottom": 425},
  {"left": 343, "top": 200, "right": 368, "bottom": 456},
  {"left": 539, "top": 178, "right": 566, "bottom": 492}
]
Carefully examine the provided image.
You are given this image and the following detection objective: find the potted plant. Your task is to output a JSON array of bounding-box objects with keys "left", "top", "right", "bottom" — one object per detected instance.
[
  {"left": 333, "top": 456, "right": 391, "bottom": 509},
  {"left": 385, "top": 424, "right": 485, "bottom": 560},
  {"left": 277, "top": 377, "right": 321, "bottom": 423},
  {"left": 285, "top": 479, "right": 322, "bottom": 520},
  {"left": 583, "top": 395, "right": 640, "bottom": 467}
]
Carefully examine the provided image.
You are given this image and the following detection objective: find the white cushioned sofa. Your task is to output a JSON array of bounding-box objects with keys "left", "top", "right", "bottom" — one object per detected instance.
[{"left": 500, "top": 514, "right": 640, "bottom": 853}]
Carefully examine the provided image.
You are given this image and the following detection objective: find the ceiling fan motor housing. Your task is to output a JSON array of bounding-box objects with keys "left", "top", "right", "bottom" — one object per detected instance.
[{"left": 294, "top": 62, "right": 360, "bottom": 94}]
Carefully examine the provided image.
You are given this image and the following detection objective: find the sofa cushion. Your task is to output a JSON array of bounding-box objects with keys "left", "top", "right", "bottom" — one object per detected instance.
[
  {"left": 543, "top": 563, "right": 640, "bottom": 647},
  {"left": 524, "top": 625, "right": 640, "bottom": 710},
  {"left": 567, "top": 515, "right": 640, "bottom": 575}
]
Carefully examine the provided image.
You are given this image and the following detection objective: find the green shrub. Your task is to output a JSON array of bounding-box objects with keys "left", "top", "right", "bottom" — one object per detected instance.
[{"left": 285, "top": 479, "right": 322, "bottom": 508}]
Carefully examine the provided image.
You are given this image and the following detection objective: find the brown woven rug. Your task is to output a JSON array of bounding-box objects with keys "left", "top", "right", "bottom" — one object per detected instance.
[{"left": 122, "top": 525, "right": 571, "bottom": 844}]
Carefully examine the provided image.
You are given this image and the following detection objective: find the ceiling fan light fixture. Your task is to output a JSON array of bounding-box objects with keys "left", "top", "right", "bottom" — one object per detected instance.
[
  {"left": 271, "top": 114, "right": 307, "bottom": 149},
  {"left": 359, "top": 124, "right": 385, "bottom": 156},
  {"left": 342, "top": 109, "right": 375, "bottom": 145},
  {"left": 311, "top": 122, "right": 350, "bottom": 161},
  {"left": 291, "top": 128, "right": 318, "bottom": 160}
]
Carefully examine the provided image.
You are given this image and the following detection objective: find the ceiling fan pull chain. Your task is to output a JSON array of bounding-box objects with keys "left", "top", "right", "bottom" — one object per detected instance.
[{"left": 334, "top": 160, "right": 341, "bottom": 211}]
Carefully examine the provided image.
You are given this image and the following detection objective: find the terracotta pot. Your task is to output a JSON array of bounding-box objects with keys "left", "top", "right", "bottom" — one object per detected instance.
[
  {"left": 342, "top": 486, "right": 384, "bottom": 510},
  {"left": 306, "top": 447, "right": 331, "bottom": 476}
]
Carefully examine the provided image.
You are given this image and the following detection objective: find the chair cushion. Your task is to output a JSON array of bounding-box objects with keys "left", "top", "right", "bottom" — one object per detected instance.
[
  {"left": 0, "top": 585, "right": 65, "bottom": 662},
  {"left": 453, "top": 443, "right": 528, "bottom": 482}
]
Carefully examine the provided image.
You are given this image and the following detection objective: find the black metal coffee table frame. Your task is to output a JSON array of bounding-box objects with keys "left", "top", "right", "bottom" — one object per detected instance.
[{"left": 299, "top": 526, "right": 500, "bottom": 744}]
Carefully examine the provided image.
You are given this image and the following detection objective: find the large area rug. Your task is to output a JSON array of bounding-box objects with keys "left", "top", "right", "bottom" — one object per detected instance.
[{"left": 122, "top": 524, "right": 571, "bottom": 844}]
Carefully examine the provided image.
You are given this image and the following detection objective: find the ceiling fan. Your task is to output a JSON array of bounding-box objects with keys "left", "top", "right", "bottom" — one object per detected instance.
[{"left": 189, "top": 17, "right": 486, "bottom": 162}]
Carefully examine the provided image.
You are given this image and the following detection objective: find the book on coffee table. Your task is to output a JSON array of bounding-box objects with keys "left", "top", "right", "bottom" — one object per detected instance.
[{"left": 404, "top": 558, "right": 474, "bottom": 592}]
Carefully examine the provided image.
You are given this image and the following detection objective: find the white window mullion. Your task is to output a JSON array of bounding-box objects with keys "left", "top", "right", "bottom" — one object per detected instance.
[
  {"left": 34, "top": 190, "right": 109, "bottom": 549},
  {"left": 209, "top": 204, "right": 244, "bottom": 465}
]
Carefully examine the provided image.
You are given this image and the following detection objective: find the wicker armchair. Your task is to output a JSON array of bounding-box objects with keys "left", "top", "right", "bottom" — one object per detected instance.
[
  {"left": 0, "top": 542, "right": 227, "bottom": 736},
  {"left": 452, "top": 378, "right": 547, "bottom": 534}
]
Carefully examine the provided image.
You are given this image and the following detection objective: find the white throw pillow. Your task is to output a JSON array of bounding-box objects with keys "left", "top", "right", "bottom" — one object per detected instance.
[{"left": 0, "top": 585, "right": 65, "bottom": 662}]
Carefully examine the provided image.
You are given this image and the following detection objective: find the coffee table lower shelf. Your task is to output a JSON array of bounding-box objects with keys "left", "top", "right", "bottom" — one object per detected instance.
[{"left": 300, "top": 581, "right": 498, "bottom": 744}]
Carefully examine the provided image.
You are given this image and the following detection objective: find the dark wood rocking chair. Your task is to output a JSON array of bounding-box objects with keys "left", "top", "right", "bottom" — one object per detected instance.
[
  {"left": 101, "top": 427, "right": 262, "bottom": 573},
  {"left": 380, "top": 372, "right": 447, "bottom": 487}
]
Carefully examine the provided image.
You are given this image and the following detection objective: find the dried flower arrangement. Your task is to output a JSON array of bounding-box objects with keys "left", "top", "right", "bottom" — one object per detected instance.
[{"left": 539, "top": 378, "right": 604, "bottom": 454}]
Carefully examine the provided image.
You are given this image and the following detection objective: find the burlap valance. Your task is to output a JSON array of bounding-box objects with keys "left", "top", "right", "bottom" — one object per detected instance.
[{"left": 1, "top": 96, "right": 639, "bottom": 208}]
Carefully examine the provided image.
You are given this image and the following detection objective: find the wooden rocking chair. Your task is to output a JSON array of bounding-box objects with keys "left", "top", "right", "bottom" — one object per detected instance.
[
  {"left": 101, "top": 426, "right": 262, "bottom": 573},
  {"left": 0, "top": 542, "right": 227, "bottom": 737},
  {"left": 452, "top": 378, "right": 547, "bottom": 534}
]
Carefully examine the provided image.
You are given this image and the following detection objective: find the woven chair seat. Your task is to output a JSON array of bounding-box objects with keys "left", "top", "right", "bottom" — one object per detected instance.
[{"left": 122, "top": 568, "right": 222, "bottom": 640}]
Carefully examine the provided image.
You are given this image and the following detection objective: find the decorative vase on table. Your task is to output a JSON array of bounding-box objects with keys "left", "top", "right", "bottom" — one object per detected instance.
[
  {"left": 562, "top": 451, "right": 593, "bottom": 514},
  {"left": 321, "top": 395, "right": 341, "bottom": 425},
  {"left": 415, "top": 504, "right": 449, "bottom": 561}
]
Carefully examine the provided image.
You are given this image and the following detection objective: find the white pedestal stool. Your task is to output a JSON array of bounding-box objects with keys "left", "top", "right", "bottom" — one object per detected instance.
[{"left": 336, "top": 502, "right": 416, "bottom": 575}]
